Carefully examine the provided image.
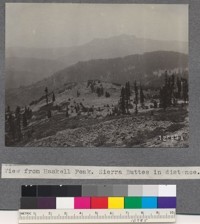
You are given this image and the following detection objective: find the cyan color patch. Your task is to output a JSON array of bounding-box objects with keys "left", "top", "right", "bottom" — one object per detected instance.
[{"left": 142, "top": 197, "right": 157, "bottom": 208}]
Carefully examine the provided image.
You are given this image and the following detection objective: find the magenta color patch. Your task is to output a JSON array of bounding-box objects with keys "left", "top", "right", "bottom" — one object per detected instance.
[{"left": 74, "top": 197, "right": 91, "bottom": 209}]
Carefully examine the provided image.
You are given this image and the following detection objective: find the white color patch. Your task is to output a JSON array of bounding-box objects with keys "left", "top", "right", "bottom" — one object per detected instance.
[
  {"left": 159, "top": 185, "right": 176, "bottom": 197},
  {"left": 56, "top": 197, "right": 74, "bottom": 209}
]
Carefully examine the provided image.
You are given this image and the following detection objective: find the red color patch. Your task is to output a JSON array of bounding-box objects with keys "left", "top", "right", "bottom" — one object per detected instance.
[{"left": 91, "top": 197, "right": 108, "bottom": 209}]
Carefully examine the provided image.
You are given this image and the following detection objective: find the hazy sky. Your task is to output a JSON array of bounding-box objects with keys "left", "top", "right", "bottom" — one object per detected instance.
[{"left": 6, "top": 3, "right": 188, "bottom": 49}]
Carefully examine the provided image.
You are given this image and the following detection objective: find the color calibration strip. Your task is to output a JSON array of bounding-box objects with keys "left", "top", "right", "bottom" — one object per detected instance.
[{"left": 21, "top": 185, "right": 176, "bottom": 210}]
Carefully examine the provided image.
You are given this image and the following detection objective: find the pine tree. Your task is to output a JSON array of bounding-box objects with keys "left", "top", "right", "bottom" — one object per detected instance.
[
  {"left": 45, "top": 87, "right": 49, "bottom": 105},
  {"left": 125, "top": 82, "right": 131, "bottom": 113},
  {"left": 165, "top": 71, "right": 168, "bottom": 86},
  {"left": 28, "top": 108, "right": 33, "bottom": 119},
  {"left": 47, "top": 109, "right": 52, "bottom": 118},
  {"left": 23, "top": 112, "right": 28, "bottom": 127},
  {"left": 160, "top": 86, "right": 167, "bottom": 110},
  {"left": 171, "top": 74, "right": 175, "bottom": 105},
  {"left": 183, "top": 79, "right": 188, "bottom": 103},
  {"left": 167, "top": 76, "right": 172, "bottom": 106},
  {"left": 8, "top": 113, "right": 15, "bottom": 140},
  {"left": 90, "top": 82, "right": 95, "bottom": 93},
  {"left": 14, "top": 106, "right": 22, "bottom": 140},
  {"left": 99, "top": 84, "right": 104, "bottom": 96},
  {"left": 97, "top": 87, "right": 101, "bottom": 97},
  {"left": 134, "top": 81, "right": 138, "bottom": 114},
  {"left": 16, "top": 114, "right": 22, "bottom": 141},
  {"left": 160, "top": 71, "right": 174, "bottom": 109},
  {"left": 177, "top": 77, "right": 181, "bottom": 98},
  {"left": 52, "top": 92, "right": 55, "bottom": 103},
  {"left": 171, "top": 74, "right": 175, "bottom": 89},
  {"left": 120, "top": 87, "right": 126, "bottom": 114},
  {"left": 105, "top": 91, "right": 110, "bottom": 98},
  {"left": 140, "top": 84, "right": 145, "bottom": 106},
  {"left": 7, "top": 106, "right": 10, "bottom": 113},
  {"left": 15, "top": 106, "right": 21, "bottom": 117},
  {"left": 77, "top": 90, "right": 80, "bottom": 97}
]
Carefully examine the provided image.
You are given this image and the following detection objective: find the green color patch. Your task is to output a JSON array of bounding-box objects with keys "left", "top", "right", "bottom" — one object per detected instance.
[{"left": 124, "top": 197, "right": 142, "bottom": 209}]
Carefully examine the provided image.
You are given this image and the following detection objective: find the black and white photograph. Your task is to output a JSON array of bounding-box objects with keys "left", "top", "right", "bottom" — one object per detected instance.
[{"left": 5, "top": 3, "right": 189, "bottom": 147}]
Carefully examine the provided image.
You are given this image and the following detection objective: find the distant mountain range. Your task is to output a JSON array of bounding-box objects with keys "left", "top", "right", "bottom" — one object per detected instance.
[
  {"left": 6, "top": 34, "right": 188, "bottom": 89},
  {"left": 6, "top": 57, "right": 65, "bottom": 89},
  {"left": 6, "top": 51, "right": 188, "bottom": 109}
]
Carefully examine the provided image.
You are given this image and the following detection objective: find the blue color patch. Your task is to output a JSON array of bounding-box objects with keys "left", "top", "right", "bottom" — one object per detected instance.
[{"left": 142, "top": 197, "right": 157, "bottom": 208}]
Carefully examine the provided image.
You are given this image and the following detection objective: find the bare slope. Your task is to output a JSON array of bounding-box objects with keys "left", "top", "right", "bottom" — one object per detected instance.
[{"left": 6, "top": 79, "right": 189, "bottom": 148}]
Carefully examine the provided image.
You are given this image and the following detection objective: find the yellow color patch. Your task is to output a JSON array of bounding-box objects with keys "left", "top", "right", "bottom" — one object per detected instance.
[{"left": 108, "top": 197, "right": 124, "bottom": 209}]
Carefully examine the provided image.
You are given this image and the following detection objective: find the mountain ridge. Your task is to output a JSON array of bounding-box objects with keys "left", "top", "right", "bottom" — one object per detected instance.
[
  {"left": 6, "top": 34, "right": 188, "bottom": 89},
  {"left": 6, "top": 51, "right": 188, "bottom": 109}
]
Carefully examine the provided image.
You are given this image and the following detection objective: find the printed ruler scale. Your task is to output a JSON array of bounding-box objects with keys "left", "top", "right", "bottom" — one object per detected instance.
[{"left": 18, "top": 209, "right": 176, "bottom": 223}]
